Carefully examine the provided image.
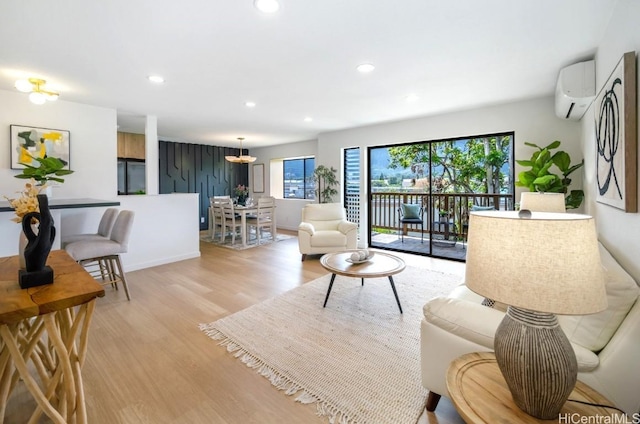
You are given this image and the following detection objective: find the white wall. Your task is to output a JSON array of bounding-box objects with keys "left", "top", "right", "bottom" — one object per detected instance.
[
  {"left": 0, "top": 90, "right": 199, "bottom": 271},
  {"left": 581, "top": 0, "right": 640, "bottom": 281}
]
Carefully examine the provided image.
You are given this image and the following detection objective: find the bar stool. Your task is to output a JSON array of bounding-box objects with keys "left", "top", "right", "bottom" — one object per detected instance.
[
  {"left": 64, "top": 210, "right": 135, "bottom": 300},
  {"left": 61, "top": 207, "right": 119, "bottom": 247}
]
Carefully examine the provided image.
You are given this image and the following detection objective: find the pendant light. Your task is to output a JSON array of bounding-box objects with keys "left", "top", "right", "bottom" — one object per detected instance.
[
  {"left": 225, "top": 137, "right": 257, "bottom": 163},
  {"left": 15, "top": 78, "right": 59, "bottom": 104}
]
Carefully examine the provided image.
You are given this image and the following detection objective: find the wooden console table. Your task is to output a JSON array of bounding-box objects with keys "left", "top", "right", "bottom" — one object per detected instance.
[
  {"left": 0, "top": 250, "right": 105, "bottom": 423},
  {"left": 446, "top": 352, "right": 625, "bottom": 424}
]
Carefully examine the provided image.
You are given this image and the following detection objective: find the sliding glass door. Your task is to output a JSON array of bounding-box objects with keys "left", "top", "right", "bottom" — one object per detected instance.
[{"left": 368, "top": 133, "right": 515, "bottom": 261}]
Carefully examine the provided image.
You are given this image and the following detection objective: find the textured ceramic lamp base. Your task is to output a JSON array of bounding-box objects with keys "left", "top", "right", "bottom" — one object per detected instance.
[{"left": 494, "top": 306, "right": 577, "bottom": 420}]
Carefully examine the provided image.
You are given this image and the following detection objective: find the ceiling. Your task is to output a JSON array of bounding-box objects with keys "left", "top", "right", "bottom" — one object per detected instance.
[{"left": 0, "top": 1, "right": 618, "bottom": 148}]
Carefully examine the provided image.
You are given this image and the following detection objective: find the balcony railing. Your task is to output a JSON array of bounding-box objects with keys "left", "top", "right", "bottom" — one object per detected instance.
[{"left": 367, "top": 192, "right": 515, "bottom": 241}]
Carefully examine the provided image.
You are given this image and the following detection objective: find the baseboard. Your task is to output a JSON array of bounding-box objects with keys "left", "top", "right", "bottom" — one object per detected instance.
[{"left": 123, "top": 251, "right": 201, "bottom": 272}]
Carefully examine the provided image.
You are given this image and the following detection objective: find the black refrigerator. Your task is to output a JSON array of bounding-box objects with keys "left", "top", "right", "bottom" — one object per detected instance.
[{"left": 117, "top": 159, "right": 146, "bottom": 195}]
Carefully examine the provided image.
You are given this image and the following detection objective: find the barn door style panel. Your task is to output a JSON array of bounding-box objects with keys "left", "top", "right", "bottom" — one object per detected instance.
[{"left": 159, "top": 141, "right": 248, "bottom": 230}]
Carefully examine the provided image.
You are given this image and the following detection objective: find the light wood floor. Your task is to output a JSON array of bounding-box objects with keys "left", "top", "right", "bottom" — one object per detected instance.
[{"left": 6, "top": 231, "right": 465, "bottom": 423}]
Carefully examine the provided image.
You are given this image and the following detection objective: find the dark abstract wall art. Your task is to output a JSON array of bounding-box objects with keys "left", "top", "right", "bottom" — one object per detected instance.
[{"left": 595, "top": 51, "right": 637, "bottom": 212}]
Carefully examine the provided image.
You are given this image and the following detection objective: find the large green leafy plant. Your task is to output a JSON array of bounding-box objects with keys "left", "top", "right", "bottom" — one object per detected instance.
[
  {"left": 313, "top": 165, "right": 339, "bottom": 203},
  {"left": 15, "top": 156, "right": 74, "bottom": 185},
  {"left": 515, "top": 141, "right": 584, "bottom": 209}
]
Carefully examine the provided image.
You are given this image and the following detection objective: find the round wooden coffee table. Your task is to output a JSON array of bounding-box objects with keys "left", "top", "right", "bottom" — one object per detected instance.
[{"left": 319, "top": 250, "right": 406, "bottom": 313}]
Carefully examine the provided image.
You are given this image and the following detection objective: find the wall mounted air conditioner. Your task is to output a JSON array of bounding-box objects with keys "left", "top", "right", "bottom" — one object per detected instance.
[{"left": 555, "top": 60, "right": 595, "bottom": 120}]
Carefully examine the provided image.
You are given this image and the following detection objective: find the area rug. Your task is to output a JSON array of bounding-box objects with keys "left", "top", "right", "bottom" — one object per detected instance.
[
  {"left": 200, "top": 232, "right": 293, "bottom": 250},
  {"left": 199, "top": 265, "right": 461, "bottom": 424}
]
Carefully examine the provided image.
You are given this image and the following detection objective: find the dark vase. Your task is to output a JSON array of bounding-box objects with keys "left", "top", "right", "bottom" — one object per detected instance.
[
  {"left": 19, "top": 194, "right": 56, "bottom": 288},
  {"left": 237, "top": 195, "right": 247, "bottom": 206}
]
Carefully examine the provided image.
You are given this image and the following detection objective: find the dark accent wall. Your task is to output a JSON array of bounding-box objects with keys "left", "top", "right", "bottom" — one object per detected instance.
[{"left": 159, "top": 141, "right": 248, "bottom": 230}]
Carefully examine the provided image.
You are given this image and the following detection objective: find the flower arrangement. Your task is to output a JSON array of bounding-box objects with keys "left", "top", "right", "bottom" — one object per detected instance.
[
  {"left": 4, "top": 179, "right": 42, "bottom": 223},
  {"left": 234, "top": 184, "right": 249, "bottom": 198}
]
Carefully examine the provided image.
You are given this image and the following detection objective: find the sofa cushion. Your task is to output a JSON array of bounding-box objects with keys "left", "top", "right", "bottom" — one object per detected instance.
[
  {"left": 401, "top": 203, "right": 421, "bottom": 219},
  {"left": 558, "top": 243, "right": 639, "bottom": 352}
]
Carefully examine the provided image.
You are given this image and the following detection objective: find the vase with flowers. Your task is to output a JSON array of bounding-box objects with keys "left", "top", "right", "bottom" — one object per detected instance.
[
  {"left": 5, "top": 179, "right": 43, "bottom": 269},
  {"left": 234, "top": 184, "right": 249, "bottom": 206}
]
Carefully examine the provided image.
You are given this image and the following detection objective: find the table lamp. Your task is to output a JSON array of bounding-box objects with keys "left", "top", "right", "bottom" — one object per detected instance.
[{"left": 465, "top": 210, "right": 606, "bottom": 419}]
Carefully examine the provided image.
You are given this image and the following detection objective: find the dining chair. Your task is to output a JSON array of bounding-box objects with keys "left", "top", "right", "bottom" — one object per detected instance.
[
  {"left": 246, "top": 196, "right": 276, "bottom": 245},
  {"left": 64, "top": 210, "right": 135, "bottom": 300},
  {"left": 220, "top": 201, "right": 242, "bottom": 244},
  {"left": 209, "top": 196, "right": 231, "bottom": 239}
]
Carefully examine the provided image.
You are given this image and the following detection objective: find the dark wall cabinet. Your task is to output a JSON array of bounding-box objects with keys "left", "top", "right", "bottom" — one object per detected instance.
[{"left": 159, "top": 141, "right": 248, "bottom": 230}]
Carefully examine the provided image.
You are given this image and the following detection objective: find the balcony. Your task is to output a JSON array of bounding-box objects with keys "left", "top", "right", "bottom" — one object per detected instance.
[{"left": 366, "top": 191, "right": 515, "bottom": 260}]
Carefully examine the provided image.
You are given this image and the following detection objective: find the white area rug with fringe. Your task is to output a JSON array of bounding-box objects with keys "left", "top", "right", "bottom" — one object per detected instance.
[{"left": 199, "top": 265, "right": 461, "bottom": 424}]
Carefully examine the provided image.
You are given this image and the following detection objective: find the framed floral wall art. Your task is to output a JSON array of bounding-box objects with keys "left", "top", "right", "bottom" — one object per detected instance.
[
  {"left": 10, "top": 125, "right": 71, "bottom": 170},
  {"left": 594, "top": 51, "right": 637, "bottom": 212}
]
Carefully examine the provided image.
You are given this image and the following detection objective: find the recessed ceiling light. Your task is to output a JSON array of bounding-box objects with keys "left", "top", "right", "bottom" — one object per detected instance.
[
  {"left": 148, "top": 75, "right": 165, "bottom": 83},
  {"left": 357, "top": 63, "right": 375, "bottom": 73},
  {"left": 406, "top": 93, "right": 419, "bottom": 102},
  {"left": 245, "top": 101, "right": 256, "bottom": 108},
  {"left": 254, "top": 0, "right": 280, "bottom": 13},
  {"left": 304, "top": 117, "right": 313, "bottom": 122}
]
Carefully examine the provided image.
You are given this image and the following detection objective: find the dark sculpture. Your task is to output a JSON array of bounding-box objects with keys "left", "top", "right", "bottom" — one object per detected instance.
[{"left": 19, "top": 194, "right": 56, "bottom": 288}]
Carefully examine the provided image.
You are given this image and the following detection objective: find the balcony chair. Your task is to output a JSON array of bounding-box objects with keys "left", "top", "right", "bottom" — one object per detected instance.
[
  {"left": 246, "top": 196, "right": 276, "bottom": 245},
  {"left": 398, "top": 203, "right": 424, "bottom": 243},
  {"left": 64, "top": 210, "right": 135, "bottom": 300},
  {"left": 420, "top": 242, "right": 640, "bottom": 415},
  {"left": 298, "top": 203, "right": 358, "bottom": 261},
  {"left": 61, "top": 207, "right": 119, "bottom": 246}
]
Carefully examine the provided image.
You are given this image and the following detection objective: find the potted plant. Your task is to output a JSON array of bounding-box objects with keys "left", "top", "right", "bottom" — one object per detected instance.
[
  {"left": 515, "top": 140, "right": 584, "bottom": 209},
  {"left": 14, "top": 155, "right": 74, "bottom": 186},
  {"left": 313, "top": 165, "right": 339, "bottom": 203}
]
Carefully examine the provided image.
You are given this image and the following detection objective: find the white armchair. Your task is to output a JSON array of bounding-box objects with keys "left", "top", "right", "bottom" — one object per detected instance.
[
  {"left": 298, "top": 203, "right": 358, "bottom": 261},
  {"left": 420, "top": 243, "right": 640, "bottom": 415}
]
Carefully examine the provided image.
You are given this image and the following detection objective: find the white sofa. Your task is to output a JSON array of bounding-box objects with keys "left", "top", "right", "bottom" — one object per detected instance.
[
  {"left": 420, "top": 243, "right": 640, "bottom": 414},
  {"left": 297, "top": 203, "right": 358, "bottom": 261}
]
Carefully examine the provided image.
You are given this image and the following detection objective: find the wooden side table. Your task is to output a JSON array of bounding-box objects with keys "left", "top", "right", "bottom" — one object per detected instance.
[
  {"left": 0, "top": 250, "right": 105, "bottom": 424},
  {"left": 446, "top": 352, "right": 625, "bottom": 424}
]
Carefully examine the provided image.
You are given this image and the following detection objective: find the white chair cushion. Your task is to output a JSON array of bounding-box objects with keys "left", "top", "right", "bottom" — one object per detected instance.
[
  {"left": 558, "top": 243, "right": 640, "bottom": 352},
  {"left": 311, "top": 219, "right": 344, "bottom": 231},
  {"left": 65, "top": 240, "right": 124, "bottom": 261},
  {"left": 310, "top": 230, "right": 347, "bottom": 248}
]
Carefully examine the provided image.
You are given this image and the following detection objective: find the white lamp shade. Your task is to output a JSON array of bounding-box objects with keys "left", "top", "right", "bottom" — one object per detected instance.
[
  {"left": 520, "top": 192, "right": 566, "bottom": 213},
  {"left": 465, "top": 211, "right": 606, "bottom": 315},
  {"left": 29, "top": 91, "right": 46, "bottom": 105},
  {"left": 15, "top": 79, "right": 33, "bottom": 92}
]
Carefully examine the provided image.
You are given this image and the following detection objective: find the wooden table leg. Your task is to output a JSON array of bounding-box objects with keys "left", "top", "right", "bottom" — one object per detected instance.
[{"left": 0, "top": 299, "right": 96, "bottom": 424}]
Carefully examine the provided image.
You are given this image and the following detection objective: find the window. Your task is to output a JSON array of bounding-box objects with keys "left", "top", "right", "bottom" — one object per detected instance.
[
  {"left": 344, "top": 148, "right": 360, "bottom": 224},
  {"left": 283, "top": 157, "right": 315, "bottom": 199}
]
